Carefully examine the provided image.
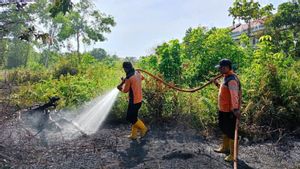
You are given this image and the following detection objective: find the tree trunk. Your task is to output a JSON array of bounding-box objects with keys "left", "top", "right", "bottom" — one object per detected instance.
[
  {"left": 293, "top": 31, "right": 300, "bottom": 58},
  {"left": 76, "top": 30, "right": 81, "bottom": 63},
  {"left": 0, "top": 40, "right": 7, "bottom": 68},
  {"left": 247, "top": 21, "right": 251, "bottom": 37},
  {"left": 45, "top": 26, "right": 54, "bottom": 68},
  {"left": 24, "top": 43, "right": 31, "bottom": 67},
  {"left": 45, "top": 46, "right": 50, "bottom": 68}
]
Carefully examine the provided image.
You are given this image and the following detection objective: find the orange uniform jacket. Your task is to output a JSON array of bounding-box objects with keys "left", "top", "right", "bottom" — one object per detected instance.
[
  {"left": 122, "top": 71, "right": 144, "bottom": 104},
  {"left": 218, "top": 71, "right": 242, "bottom": 112}
]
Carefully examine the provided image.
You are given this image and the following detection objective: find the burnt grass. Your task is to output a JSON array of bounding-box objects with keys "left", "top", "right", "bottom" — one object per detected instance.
[{"left": 0, "top": 115, "right": 299, "bottom": 169}]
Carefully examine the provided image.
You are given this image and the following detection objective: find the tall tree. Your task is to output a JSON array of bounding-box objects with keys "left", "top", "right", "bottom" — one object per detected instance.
[
  {"left": 188, "top": 28, "right": 244, "bottom": 85},
  {"left": 229, "top": 0, "right": 273, "bottom": 36},
  {"left": 54, "top": 0, "right": 116, "bottom": 62},
  {"left": 0, "top": 2, "right": 38, "bottom": 68},
  {"left": 267, "top": 0, "right": 300, "bottom": 57},
  {"left": 157, "top": 40, "right": 182, "bottom": 84},
  {"left": 0, "top": 0, "right": 58, "bottom": 68},
  {"left": 29, "top": 0, "right": 62, "bottom": 67}
]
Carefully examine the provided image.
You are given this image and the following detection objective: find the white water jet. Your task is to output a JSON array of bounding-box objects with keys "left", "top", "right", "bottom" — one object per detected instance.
[
  {"left": 71, "top": 88, "right": 119, "bottom": 135},
  {"left": 40, "top": 88, "right": 120, "bottom": 141}
]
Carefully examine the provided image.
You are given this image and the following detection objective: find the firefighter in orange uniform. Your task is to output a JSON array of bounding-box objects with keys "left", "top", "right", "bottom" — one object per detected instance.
[
  {"left": 117, "top": 62, "right": 148, "bottom": 140},
  {"left": 213, "top": 59, "right": 242, "bottom": 162}
]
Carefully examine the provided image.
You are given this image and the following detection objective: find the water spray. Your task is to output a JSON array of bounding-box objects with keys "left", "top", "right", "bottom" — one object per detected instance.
[{"left": 71, "top": 88, "right": 120, "bottom": 135}]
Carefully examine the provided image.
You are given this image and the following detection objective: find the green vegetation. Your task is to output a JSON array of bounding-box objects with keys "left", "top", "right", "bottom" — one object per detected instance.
[
  {"left": 0, "top": 0, "right": 120, "bottom": 109},
  {"left": 13, "top": 54, "right": 123, "bottom": 109},
  {"left": 136, "top": 0, "right": 300, "bottom": 136},
  {"left": 229, "top": 0, "right": 274, "bottom": 35},
  {"left": 0, "top": 0, "right": 299, "bottom": 138}
]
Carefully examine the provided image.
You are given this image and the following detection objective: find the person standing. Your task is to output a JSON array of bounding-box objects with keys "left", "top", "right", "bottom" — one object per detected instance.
[
  {"left": 117, "top": 62, "right": 148, "bottom": 140},
  {"left": 213, "top": 59, "right": 242, "bottom": 162}
]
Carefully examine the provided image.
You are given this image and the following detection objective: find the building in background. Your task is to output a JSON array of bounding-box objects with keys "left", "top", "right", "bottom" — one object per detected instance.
[{"left": 229, "top": 19, "right": 265, "bottom": 46}]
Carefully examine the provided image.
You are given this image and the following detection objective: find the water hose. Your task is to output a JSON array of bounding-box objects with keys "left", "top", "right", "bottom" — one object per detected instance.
[{"left": 136, "top": 69, "right": 223, "bottom": 93}]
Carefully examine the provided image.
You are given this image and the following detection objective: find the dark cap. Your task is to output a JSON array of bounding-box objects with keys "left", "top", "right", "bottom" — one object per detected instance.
[
  {"left": 215, "top": 59, "right": 232, "bottom": 69},
  {"left": 123, "top": 61, "right": 133, "bottom": 69}
]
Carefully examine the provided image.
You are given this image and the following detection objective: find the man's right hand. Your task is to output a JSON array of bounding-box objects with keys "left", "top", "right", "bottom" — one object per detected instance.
[{"left": 213, "top": 79, "right": 220, "bottom": 87}]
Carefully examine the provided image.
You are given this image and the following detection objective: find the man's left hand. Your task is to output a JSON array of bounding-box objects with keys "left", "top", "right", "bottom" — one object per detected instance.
[{"left": 233, "top": 109, "right": 241, "bottom": 119}]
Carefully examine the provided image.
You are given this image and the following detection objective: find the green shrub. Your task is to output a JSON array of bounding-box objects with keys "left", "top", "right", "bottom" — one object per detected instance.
[
  {"left": 7, "top": 67, "right": 50, "bottom": 85},
  {"left": 14, "top": 57, "right": 123, "bottom": 109},
  {"left": 241, "top": 36, "right": 300, "bottom": 131},
  {"left": 54, "top": 58, "right": 78, "bottom": 78}
]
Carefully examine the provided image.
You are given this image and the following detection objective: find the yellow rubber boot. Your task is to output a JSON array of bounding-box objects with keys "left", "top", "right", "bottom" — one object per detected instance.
[
  {"left": 127, "top": 124, "right": 138, "bottom": 140},
  {"left": 135, "top": 119, "right": 148, "bottom": 137},
  {"left": 214, "top": 135, "right": 229, "bottom": 153},
  {"left": 225, "top": 139, "right": 234, "bottom": 162}
]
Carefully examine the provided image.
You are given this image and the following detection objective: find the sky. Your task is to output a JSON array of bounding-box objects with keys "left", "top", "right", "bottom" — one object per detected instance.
[{"left": 90, "top": 0, "right": 289, "bottom": 58}]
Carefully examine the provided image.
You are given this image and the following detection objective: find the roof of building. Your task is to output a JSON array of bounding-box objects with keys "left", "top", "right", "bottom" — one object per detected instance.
[{"left": 230, "top": 19, "right": 265, "bottom": 33}]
